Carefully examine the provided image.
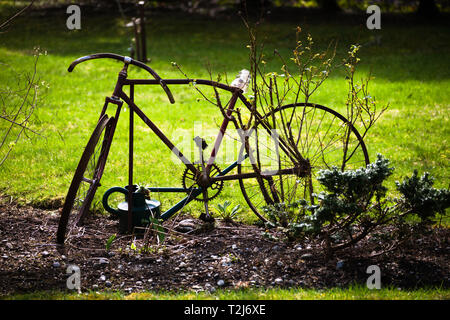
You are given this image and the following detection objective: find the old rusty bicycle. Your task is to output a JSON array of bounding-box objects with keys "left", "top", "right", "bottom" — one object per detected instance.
[{"left": 56, "top": 53, "right": 370, "bottom": 244}]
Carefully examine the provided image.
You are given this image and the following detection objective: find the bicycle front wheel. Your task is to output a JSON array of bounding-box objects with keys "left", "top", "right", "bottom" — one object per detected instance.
[
  {"left": 56, "top": 114, "right": 115, "bottom": 244},
  {"left": 238, "top": 103, "right": 370, "bottom": 225}
]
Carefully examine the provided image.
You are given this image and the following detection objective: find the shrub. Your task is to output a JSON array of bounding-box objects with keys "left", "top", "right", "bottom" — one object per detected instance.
[{"left": 263, "top": 154, "right": 450, "bottom": 256}]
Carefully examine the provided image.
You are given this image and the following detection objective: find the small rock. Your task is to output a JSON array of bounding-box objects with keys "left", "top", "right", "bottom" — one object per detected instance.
[
  {"left": 136, "top": 281, "right": 143, "bottom": 286},
  {"left": 175, "top": 219, "right": 197, "bottom": 233},
  {"left": 217, "top": 279, "right": 225, "bottom": 287},
  {"left": 294, "top": 244, "right": 302, "bottom": 250},
  {"left": 277, "top": 261, "right": 283, "bottom": 267},
  {"left": 336, "top": 260, "right": 344, "bottom": 270},
  {"left": 99, "top": 275, "right": 106, "bottom": 281},
  {"left": 191, "top": 284, "right": 203, "bottom": 291},
  {"left": 208, "top": 286, "right": 216, "bottom": 293},
  {"left": 301, "top": 253, "right": 313, "bottom": 260},
  {"left": 52, "top": 261, "right": 61, "bottom": 268},
  {"left": 105, "top": 281, "right": 112, "bottom": 288},
  {"left": 274, "top": 278, "right": 283, "bottom": 284},
  {"left": 41, "top": 250, "right": 49, "bottom": 256},
  {"left": 61, "top": 255, "right": 67, "bottom": 260},
  {"left": 231, "top": 244, "right": 238, "bottom": 250},
  {"left": 6, "top": 243, "right": 13, "bottom": 250},
  {"left": 221, "top": 256, "right": 232, "bottom": 266},
  {"left": 252, "top": 247, "right": 259, "bottom": 253},
  {"left": 98, "top": 258, "right": 109, "bottom": 265},
  {"left": 179, "top": 262, "right": 187, "bottom": 268},
  {"left": 272, "top": 245, "right": 280, "bottom": 251}
]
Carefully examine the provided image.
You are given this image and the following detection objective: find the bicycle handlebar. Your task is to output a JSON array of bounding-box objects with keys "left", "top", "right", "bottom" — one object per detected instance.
[{"left": 68, "top": 53, "right": 175, "bottom": 104}]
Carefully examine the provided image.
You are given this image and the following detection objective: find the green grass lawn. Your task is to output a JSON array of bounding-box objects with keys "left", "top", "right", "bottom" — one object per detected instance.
[
  {"left": 0, "top": 10, "right": 448, "bottom": 220},
  {"left": 4, "top": 285, "right": 450, "bottom": 300}
]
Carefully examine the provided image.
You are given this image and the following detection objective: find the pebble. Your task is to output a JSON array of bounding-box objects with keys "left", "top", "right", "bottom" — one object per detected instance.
[
  {"left": 105, "top": 281, "right": 112, "bottom": 288},
  {"left": 231, "top": 244, "right": 238, "bottom": 250},
  {"left": 6, "top": 243, "right": 14, "bottom": 250},
  {"left": 99, "top": 275, "right": 106, "bottom": 281},
  {"left": 252, "top": 247, "right": 259, "bottom": 253},
  {"left": 336, "top": 260, "right": 345, "bottom": 270},
  {"left": 42, "top": 250, "right": 49, "bottom": 256},
  {"left": 274, "top": 278, "right": 283, "bottom": 284},
  {"left": 301, "top": 253, "right": 313, "bottom": 260},
  {"left": 221, "top": 256, "right": 232, "bottom": 267},
  {"left": 136, "top": 281, "right": 143, "bottom": 286},
  {"left": 99, "top": 258, "right": 109, "bottom": 265},
  {"left": 52, "top": 261, "right": 61, "bottom": 268},
  {"left": 217, "top": 279, "right": 225, "bottom": 287},
  {"left": 207, "top": 286, "right": 216, "bottom": 293},
  {"left": 277, "top": 261, "right": 283, "bottom": 267},
  {"left": 175, "top": 219, "right": 196, "bottom": 233},
  {"left": 179, "top": 262, "right": 187, "bottom": 268}
]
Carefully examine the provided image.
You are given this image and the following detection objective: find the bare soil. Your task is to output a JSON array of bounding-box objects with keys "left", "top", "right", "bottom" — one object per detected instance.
[{"left": 0, "top": 201, "right": 448, "bottom": 296}]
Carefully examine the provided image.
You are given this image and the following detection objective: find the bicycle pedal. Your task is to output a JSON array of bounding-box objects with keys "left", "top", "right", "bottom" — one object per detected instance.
[{"left": 193, "top": 136, "right": 208, "bottom": 150}]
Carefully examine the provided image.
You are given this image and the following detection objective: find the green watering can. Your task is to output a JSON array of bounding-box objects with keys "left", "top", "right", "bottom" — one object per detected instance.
[{"left": 102, "top": 185, "right": 161, "bottom": 233}]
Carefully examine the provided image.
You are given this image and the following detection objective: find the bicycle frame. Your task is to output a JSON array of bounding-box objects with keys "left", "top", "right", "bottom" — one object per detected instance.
[
  {"left": 80, "top": 57, "right": 302, "bottom": 228},
  {"left": 102, "top": 71, "right": 256, "bottom": 221}
]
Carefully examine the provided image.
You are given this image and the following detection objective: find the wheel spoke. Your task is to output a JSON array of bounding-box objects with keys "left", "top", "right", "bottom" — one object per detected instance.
[{"left": 238, "top": 103, "right": 369, "bottom": 224}]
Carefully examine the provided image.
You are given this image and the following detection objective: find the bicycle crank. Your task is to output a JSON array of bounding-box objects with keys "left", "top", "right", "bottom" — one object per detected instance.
[{"left": 181, "top": 163, "right": 224, "bottom": 202}]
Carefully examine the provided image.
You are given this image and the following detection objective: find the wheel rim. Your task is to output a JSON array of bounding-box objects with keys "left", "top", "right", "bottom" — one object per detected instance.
[
  {"left": 57, "top": 115, "right": 112, "bottom": 243},
  {"left": 238, "top": 103, "right": 369, "bottom": 224},
  {"left": 73, "top": 121, "right": 112, "bottom": 223}
]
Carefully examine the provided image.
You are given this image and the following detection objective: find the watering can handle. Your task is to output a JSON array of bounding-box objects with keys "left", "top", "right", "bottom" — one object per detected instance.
[{"left": 102, "top": 187, "right": 129, "bottom": 215}]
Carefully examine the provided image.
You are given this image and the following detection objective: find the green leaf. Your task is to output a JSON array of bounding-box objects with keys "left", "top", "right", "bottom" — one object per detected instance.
[{"left": 105, "top": 234, "right": 116, "bottom": 252}]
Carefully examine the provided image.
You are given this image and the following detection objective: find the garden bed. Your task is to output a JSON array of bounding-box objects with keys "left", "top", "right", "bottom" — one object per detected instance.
[{"left": 0, "top": 200, "right": 448, "bottom": 296}]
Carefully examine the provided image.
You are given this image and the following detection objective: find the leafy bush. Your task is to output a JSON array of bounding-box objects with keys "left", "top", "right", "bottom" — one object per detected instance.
[
  {"left": 263, "top": 154, "right": 450, "bottom": 255},
  {"left": 396, "top": 170, "right": 450, "bottom": 223}
]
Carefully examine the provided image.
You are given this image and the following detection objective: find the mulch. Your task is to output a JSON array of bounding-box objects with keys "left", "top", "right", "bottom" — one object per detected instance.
[{"left": 0, "top": 200, "right": 448, "bottom": 296}]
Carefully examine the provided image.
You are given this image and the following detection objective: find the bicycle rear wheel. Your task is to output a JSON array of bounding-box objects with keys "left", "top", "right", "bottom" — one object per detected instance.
[
  {"left": 238, "top": 103, "right": 370, "bottom": 225},
  {"left": 56, "top": 114, "right": 115, "bottom": 244}
]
